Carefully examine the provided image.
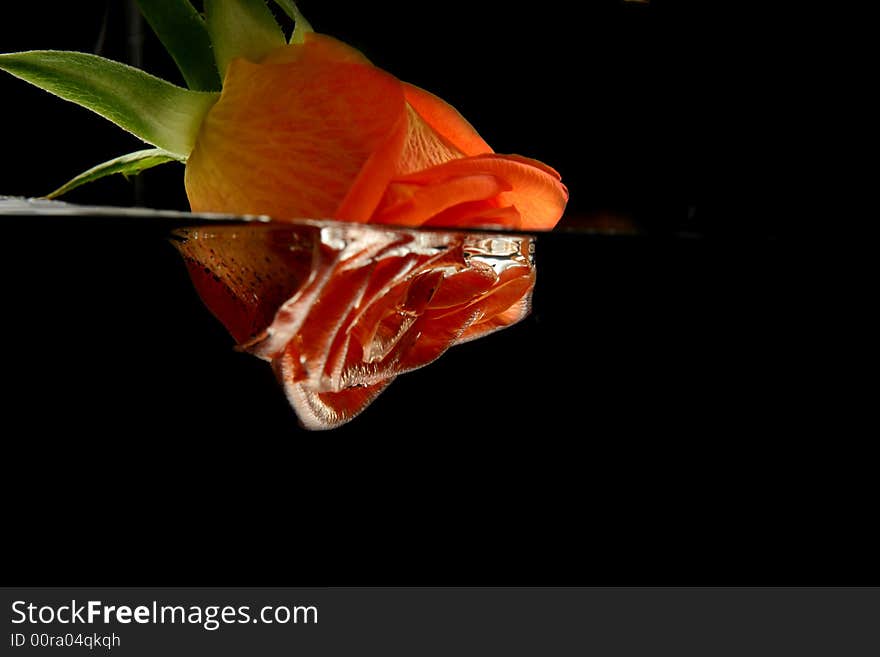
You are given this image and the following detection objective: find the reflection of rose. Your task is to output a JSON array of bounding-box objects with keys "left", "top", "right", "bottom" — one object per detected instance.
[
  {"left": 176, "top": 221, "right": 535, "bottom": 429},
  {"left": 185, "top": 33, "right": 568, "bottom": 231}
]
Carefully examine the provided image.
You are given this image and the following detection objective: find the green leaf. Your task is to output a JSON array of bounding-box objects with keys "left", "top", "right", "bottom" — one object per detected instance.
[
  {"left": 45, "top": 149, "right": 181, "bottom": 199},
  {"left": 205, "top": 0, "right": 286, "bottom": 78},
  {"left": 0, "top": 50, "right": 218, "bottom": 158},
  {"left": 135, "top": 0, "right": 222, "bottom": 91},
  {"left": 270, "top": 0, "right": 314, "bottom": 44}
]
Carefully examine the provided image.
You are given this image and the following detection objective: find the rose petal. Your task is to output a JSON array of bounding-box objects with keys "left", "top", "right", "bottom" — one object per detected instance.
[
  {"left": 372, "top": 174, "right": 508, "bottom": 226},
  {"left": 332, "top": 117, "right": 408, "bottom": 223},
  {"left": 185, "top": 47, "right": 407, "bottom": 221},
  {"left": 275, "top": 345, "right": 394, "bottom": 430},
  {"left": 339, "top": 83, "right": 499, "bottom": 220},
  {"left": 390, "top": 304, "right": 480, "bottom": 373},
  {"left": 395, "top": 105, "right": 465, "bottom": 175},
  {"left": 377, "top": 154, "right": 568, "bottom": 229},
  {"left": 292, "top": 260, "right": 376, "bottom": 387},
  {"left": 403, "top": 83, "right": 493, "bottom": 157},
  {"left": 421, "top": 202, "right": 522, "bottom": 230},
  {"left": 426, "top": 262, "right": 497, "bottom": 309},
  {"left": 336, "top": 102, "right": 470, "bottom": 221},
  {"left": 173, "top": 226, "right": 316, "bottom": 344},
  {"left": 453, "top": 266, "right": 536, "bottom": 343}
]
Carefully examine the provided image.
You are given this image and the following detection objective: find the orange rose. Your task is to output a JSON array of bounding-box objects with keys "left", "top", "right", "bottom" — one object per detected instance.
[
  {"left": 176, "top": 220, "right": 536, "bottom": 429},
  {"left": 185, "top": 33, "right": 568, "bottom": 230},
  {"left": 180, "top": 33, "right": 559, "bottom": 429},
  {"left": 1, "top": 4, "right": 563, "bottom": 429}
]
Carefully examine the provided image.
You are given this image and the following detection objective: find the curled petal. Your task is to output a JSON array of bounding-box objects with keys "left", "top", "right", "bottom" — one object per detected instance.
[
  {"left": 374, "top": 154, "right": 568, "bottom": 229},
  {"left": 372, "top": 174, "right": 508, "bottom": 227},
  {"left": 422, "top": 202, "right": 522, "bottom": 230}
]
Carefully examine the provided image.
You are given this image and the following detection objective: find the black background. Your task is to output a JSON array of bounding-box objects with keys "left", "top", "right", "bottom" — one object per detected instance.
[{"left": 0, "top": 2, "right": 870, "bottom": 587}]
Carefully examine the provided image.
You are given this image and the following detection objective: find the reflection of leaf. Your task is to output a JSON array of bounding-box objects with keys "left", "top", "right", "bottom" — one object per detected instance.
[
  {"left": 45, "top": 149, "right": 182, "bottom": 200},
  {"left": 135, "top": 0, "right": 221, "bottom": 91},
  {"left": 0, "top": 51, "right": 218, "bottom": 158}
]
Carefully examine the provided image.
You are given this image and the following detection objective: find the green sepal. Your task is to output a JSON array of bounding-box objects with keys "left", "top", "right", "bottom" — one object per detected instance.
[
  {"left": 135, "top": 0, "right": 222, "bottom": 91},
  {"left": 45, "top": 149, "right": 182, "bottom": 200},
  {"left": 271, "top": 0, "right": 314, "bottom": 43},
  {"left": 0, "top": 50, "right": 218, "bottom": 158},
  {"left": 205, "top": 0, "right": 286, "bottom": 78}
]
